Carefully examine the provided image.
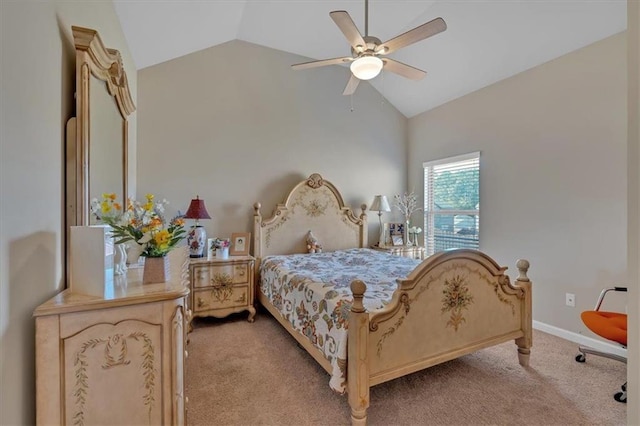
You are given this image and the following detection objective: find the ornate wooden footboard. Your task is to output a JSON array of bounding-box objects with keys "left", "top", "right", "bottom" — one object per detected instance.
[{"left": 347, "top": 250, "right": 532, "bottom": 425}]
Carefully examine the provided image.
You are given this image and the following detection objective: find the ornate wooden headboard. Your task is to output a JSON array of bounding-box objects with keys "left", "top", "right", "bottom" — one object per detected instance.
[{"left": 253, "top": 173, "right": 368, "bottom": 261}]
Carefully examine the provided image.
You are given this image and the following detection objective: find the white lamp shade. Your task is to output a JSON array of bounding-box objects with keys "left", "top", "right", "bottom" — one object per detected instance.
[
  {"left": 370, "top": 195, "right": 391, "bottom": 212},
  {"left": 350, "top": 56, "right": 383, "bottom": 80}
]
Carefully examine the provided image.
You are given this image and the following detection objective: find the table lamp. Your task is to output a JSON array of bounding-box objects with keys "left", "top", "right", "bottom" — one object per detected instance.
[
  {"left": 184, "top": 196, "right": 211, "bottom": 258},
  {"left": 370, "top": 195, "right": 391, "bottom": 247}
]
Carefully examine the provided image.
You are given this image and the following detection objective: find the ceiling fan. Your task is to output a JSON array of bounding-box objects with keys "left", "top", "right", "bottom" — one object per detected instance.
[{"left": 291, "top": 0, "right": 447, "bottom": 96}]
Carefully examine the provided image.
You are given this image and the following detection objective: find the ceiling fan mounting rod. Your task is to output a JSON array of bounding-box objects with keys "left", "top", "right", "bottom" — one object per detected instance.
[{"left": 364, "top": 0, "right": 369, "bottom": 37}]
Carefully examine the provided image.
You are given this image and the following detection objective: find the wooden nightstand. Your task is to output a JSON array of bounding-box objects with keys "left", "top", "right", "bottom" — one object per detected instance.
[
  {"left": 189, "top": 256, "right": 256, "bottom": 323},
  {"left": 370, "top": 244, "right": 425, "bottom": 260}
]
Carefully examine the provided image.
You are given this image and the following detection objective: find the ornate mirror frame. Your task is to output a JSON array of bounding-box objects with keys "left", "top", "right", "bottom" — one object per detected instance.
[
  {"left": 65, "top": 26, "right": 135, "bottom": 285},
  {"left": 66, "top": 26, "right": 135, "bottom": 229}
]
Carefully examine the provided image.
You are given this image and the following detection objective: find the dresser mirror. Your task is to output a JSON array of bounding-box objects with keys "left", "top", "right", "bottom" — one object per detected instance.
[
  {"left": 66, "top": 25, "right": 135, "bottom": 230},
  {"left": 88, "top": 75, "right": 125, "bottom": 223}
]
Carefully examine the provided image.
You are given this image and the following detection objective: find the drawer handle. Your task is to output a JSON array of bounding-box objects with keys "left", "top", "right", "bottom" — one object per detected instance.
[
  {"left": 234, "top": 293, "right": 246, "bottom": 303},
  {"left": 197, "top": 298, "right": 207, "bottom": 308},
  {"left": 236, "top": 267, "right": 246, "bottom": 277}
]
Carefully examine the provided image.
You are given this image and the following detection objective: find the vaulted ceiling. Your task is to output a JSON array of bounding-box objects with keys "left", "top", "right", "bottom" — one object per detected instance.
[{"left": 114, "top": 0, "right": 627, "bottom": 118}]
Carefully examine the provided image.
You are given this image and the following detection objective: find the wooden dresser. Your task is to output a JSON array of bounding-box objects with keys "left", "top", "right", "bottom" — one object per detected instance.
[
  {"left": 189, "top": 256, "right": 256, "bottom": 323},
  {"left": 33, "top": 249, "right": 190, "bottom": 425}
]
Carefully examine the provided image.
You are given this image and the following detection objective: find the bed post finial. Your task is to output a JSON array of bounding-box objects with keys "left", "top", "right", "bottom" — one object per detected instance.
[
  {"left": 350, "top": 280, "right": 367, "bottom": 313},
  {"left": 254, "top": 202, "right": 262, "bottom": 218},
  {"left": 360, "top": 203, "right": 367, "bottom": 218},
  {"left": 516, "top": 259, "right": 530, "bottom": 282}
]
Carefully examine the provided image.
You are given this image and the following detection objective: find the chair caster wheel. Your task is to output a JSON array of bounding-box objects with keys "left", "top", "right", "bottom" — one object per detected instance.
[{"left": 575, "top": 353, "right": 586, "bottom": 363}]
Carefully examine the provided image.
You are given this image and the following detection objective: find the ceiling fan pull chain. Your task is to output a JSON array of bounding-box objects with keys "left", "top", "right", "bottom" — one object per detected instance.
[
  {"left": 350, "top": 93, "right": 355, "bottom": 112},
  {"left": 380, "top": 70, "right": 385, "bottom": 110}
]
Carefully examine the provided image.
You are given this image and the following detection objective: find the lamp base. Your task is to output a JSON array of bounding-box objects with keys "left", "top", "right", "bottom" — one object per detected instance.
[
  {"left": 377, "top": 212, "right": 385, "bottom": 247},
  {"left": 187, "top": 226, "right": 207, "bottom": 258}
]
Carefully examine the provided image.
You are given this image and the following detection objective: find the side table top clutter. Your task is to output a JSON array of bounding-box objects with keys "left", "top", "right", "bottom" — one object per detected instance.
[{"left": 370, "top": 244, "right": 425, "bottom": 260}]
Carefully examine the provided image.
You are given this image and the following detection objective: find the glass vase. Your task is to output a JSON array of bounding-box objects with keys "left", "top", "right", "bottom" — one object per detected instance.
[
  {"left": 404, "top": 221, "right": 410, "bottom": 246},
  {"left": 216, "top": 247, "right": 229, "bottom": 260}
]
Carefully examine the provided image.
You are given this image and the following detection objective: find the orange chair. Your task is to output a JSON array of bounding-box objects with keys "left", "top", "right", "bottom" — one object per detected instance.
[{"left": 575, "top": 286, "right": 627, "bottom": 403}]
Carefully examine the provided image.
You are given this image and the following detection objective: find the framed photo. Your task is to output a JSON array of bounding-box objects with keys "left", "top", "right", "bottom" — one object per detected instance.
[
  {"left": 230, "top": 232, "right": 251, "bottom": 256},
  {"left": 384, "top": 222, "right": 405, "bottom": 246},
  {"left": 392, "top": 235, "right": 404, "bottom": 246}
]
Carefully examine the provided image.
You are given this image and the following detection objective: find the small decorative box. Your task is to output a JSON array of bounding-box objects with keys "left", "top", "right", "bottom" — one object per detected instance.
[{"left": 69, "top": 225, "right": 114, "bottom": 296}]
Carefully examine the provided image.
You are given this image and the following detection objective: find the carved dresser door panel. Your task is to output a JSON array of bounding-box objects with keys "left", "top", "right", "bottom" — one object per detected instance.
[{"left": 62, "top": 320, "right": 162, "bottom": 425}]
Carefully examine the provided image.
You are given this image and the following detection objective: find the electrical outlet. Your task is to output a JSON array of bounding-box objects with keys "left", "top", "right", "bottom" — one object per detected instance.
[{"left": 566, "top": 293, "right": 575, "bottom": 307}]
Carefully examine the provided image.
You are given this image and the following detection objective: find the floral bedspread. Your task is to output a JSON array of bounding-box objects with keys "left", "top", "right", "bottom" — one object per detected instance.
[{"left": 259, "top": 248, "right": 420, "bottom": 393}]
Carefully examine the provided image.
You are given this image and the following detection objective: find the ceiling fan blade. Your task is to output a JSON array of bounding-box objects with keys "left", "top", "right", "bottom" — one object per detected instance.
[
  {"left": 292, "top": 56, "right": 353, "bottom": 71},
  {"left": 342, "top": 74, "right": 360, "bottom": 96},
  {"left": 382, "top": 58, "right": 426, "bottom": 80},
  {"left": 330, "top": 11, "right": 366, "bottom": 51},
  {"left": 377, "top": 17, "right": 447, "bottom": 55}
]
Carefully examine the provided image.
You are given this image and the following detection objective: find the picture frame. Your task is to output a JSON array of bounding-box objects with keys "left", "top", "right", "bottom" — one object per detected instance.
[
  {"left": 207, "top": 238, "right": 216, "bottom": 260},
  {"left": 384, "top": 222, "right": 405, "bottom": 246},
  {"left": 230, "top": 232, "right": 251, "bottom": 256}
]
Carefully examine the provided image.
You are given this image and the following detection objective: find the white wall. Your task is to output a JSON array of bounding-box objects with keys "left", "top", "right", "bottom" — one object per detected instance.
[
  {"left": 628, "top": 0, "right": 640, "bottom": 419},
  {"left": 408, "top": 33, "right": 627, "bottom": 334},
  {"left": 0, "top": 2, "right": 136, "bottom": 423},
  {"left": 137, "top": 40, "right": 407, "bottom": 245}
]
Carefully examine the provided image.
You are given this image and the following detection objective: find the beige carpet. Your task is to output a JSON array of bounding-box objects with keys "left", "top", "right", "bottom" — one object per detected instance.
[{"left": 186, "top": 311, "right": 626, "bottom": 426}]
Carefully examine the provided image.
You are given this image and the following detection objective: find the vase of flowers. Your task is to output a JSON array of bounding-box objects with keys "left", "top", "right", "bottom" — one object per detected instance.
[
  {"left": 394, "top": 191, "right": 422, "bottom": 246},
  {"left": 211, "top": 238, "right": 230, "bottom": 260},
  {"left": 91, "top": 193, "right": 186, "bottom": 284}
]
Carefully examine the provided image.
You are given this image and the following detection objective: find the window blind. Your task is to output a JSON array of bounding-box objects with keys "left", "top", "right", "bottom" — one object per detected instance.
[{"left": 423, "top": 152, "right": 480, "bottom": 256}]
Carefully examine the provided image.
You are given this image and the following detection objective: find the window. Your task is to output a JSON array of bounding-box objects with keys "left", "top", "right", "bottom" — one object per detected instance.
[{"left": 423, "top": 152, "right": 480, "bottom": 256}]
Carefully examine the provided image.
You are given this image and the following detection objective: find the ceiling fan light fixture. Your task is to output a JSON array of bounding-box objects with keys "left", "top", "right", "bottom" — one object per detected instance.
[{"left": 350, "top": 56, "right": 383, "bottom": 80}]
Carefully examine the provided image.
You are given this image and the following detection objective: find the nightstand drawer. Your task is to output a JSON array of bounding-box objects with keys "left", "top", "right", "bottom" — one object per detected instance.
[
  {"left": 192, "top": 263, "right": 250, "bottom": 288},
  {"left": 193, "top": 286, "right": 248, "bottom": 312}
]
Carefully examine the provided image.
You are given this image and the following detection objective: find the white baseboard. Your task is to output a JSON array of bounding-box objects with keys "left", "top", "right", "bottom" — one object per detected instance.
[{"left": 533, "top": 320, "right": 627, "bottom": 358}]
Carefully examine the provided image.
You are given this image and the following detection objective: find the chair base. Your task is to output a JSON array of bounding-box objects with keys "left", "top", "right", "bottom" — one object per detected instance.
[
  {"left": 614, "top": 382, "right": 627, "bottom": 403},
  {"left": 575, "top": 346, "right": 627, "bottom": 403},
  {"left": 576, "top": 345, "right": 627, "bottom": 364}
]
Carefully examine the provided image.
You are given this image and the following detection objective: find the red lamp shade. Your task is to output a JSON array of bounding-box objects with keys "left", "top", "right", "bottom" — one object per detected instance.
[{"left": 184, "top": 196, "right": 211, "bottom": 220}]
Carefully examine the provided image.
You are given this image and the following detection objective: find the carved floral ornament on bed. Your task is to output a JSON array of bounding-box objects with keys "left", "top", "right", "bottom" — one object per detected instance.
[{"left": 370, "top": 262, "right": 521, "bottom": 357}]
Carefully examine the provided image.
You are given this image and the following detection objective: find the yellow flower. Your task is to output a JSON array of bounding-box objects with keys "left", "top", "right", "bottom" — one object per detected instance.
[
  {"left": 101, "top": 200, "right": 112, "bottom": 214},
  {"left": 154, "top": 229, "right": 170, "bottom": 250}
]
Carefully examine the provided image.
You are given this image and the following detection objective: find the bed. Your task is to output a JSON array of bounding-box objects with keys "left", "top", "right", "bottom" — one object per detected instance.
[{"left": 253, "top": 173, "right": 532, "bottom": 425}]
